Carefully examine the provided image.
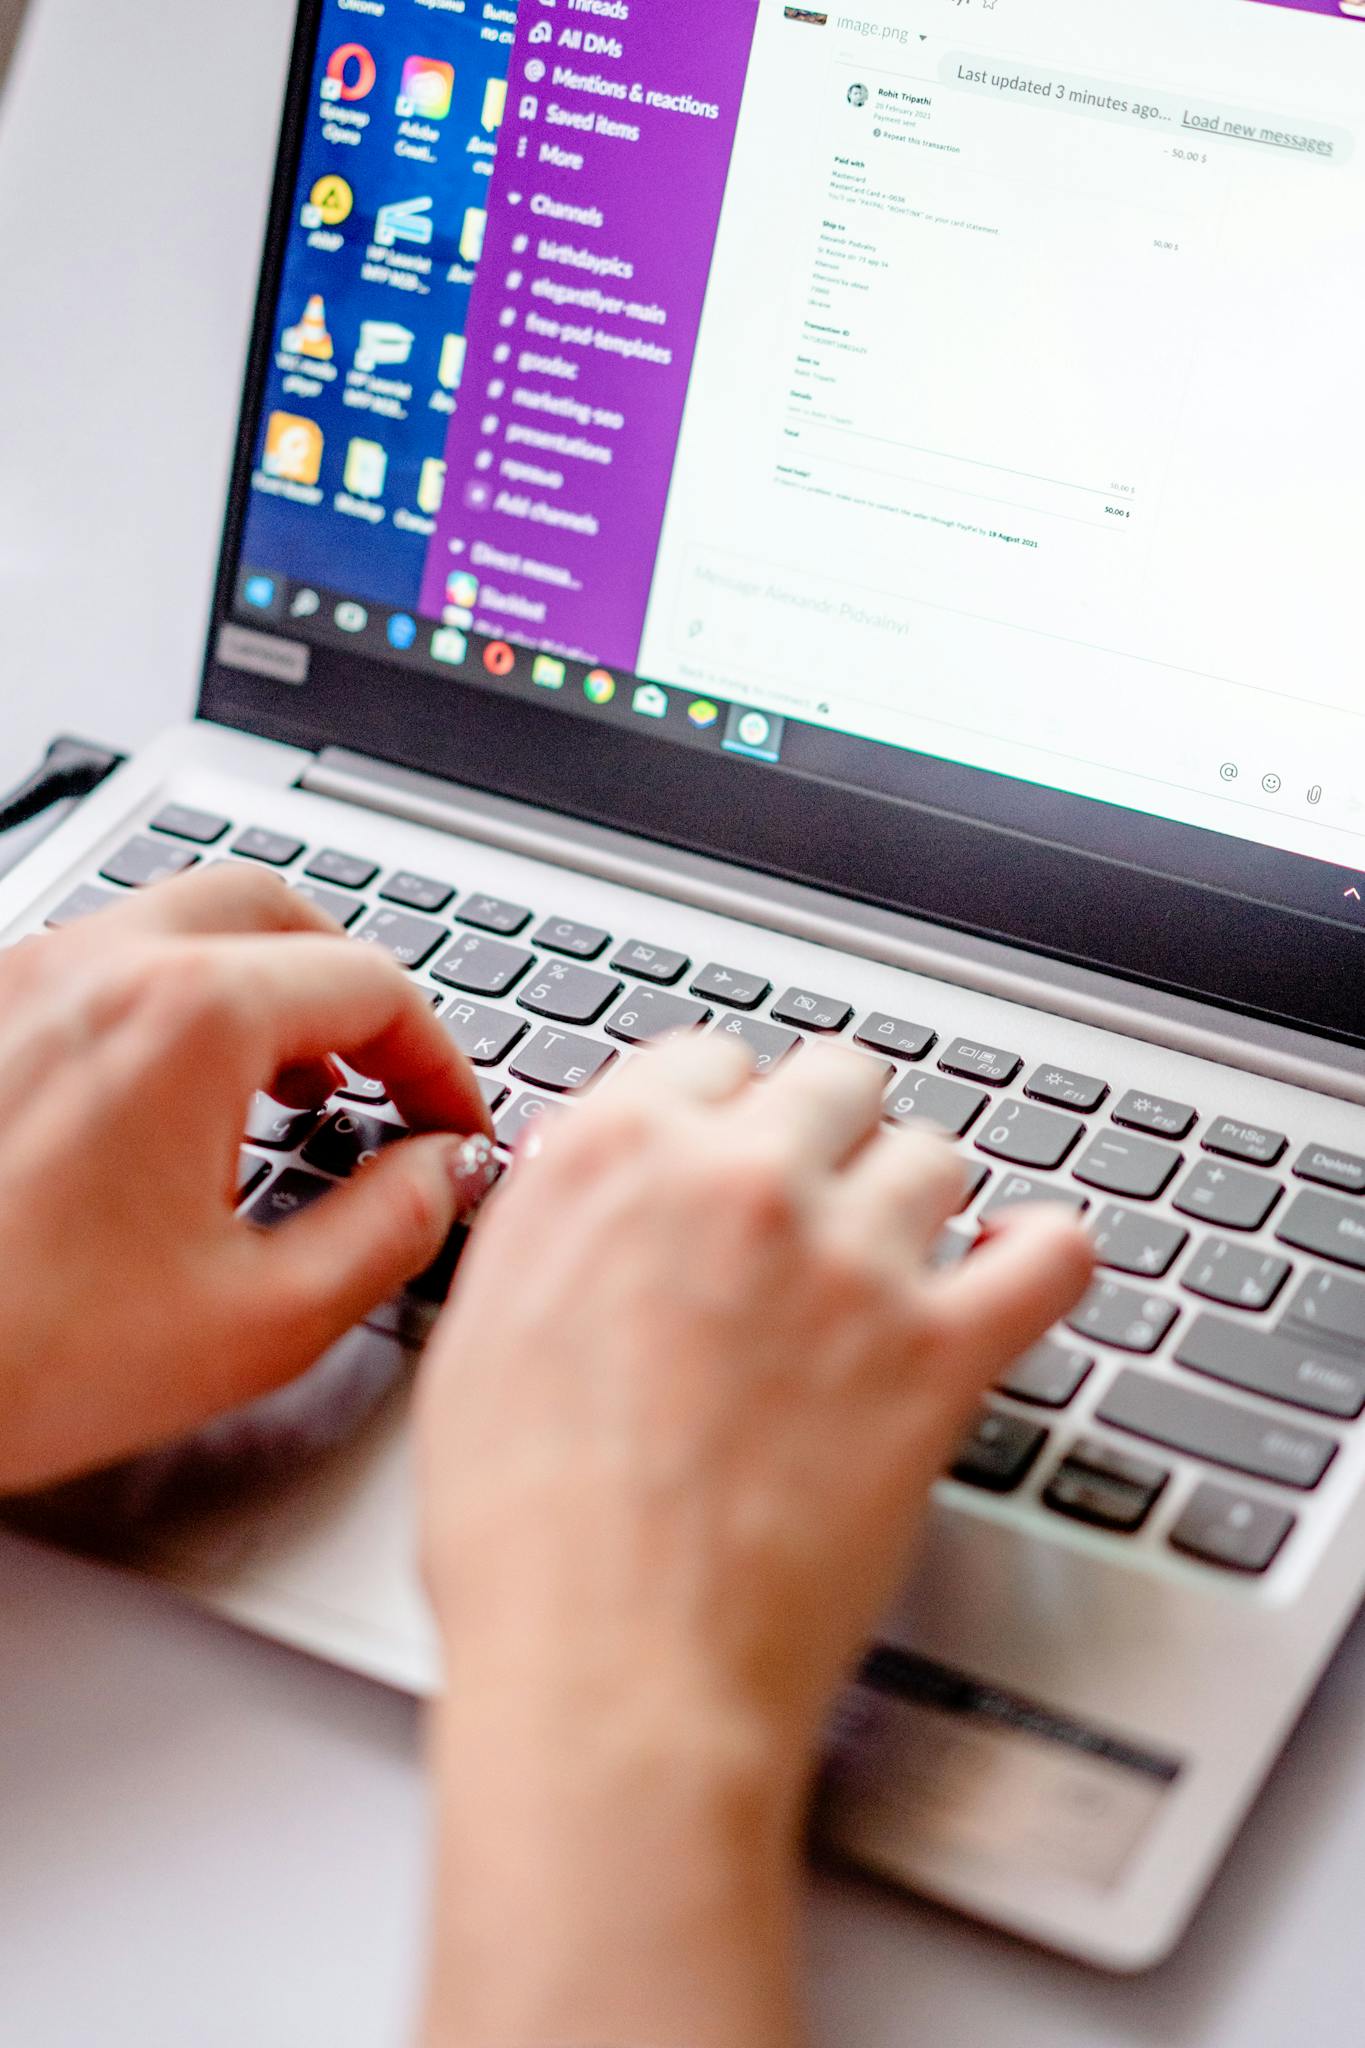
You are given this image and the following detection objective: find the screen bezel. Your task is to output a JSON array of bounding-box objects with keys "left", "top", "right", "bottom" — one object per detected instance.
[{"left": 199, "top": 0, "right": 1365, "bottom": 1051}]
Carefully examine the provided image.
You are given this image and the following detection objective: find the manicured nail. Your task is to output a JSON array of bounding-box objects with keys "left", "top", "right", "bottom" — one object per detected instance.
[{"left": 447, "top": 1133, "right": 503, "bottom": 1215}]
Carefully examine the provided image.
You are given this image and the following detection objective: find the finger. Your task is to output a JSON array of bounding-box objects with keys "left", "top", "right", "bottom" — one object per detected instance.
[
  {"left": 737, "top": 1041, "right": 886, "bottom": 1168},
  {"left": 838, "top": 1124, "right": 969, "bottom": 1259},
  {"left": 78, "top": 862, "right": 338, "bottom": 939},
  {"left": 596, "top": 1029, "right": 755, "bottom": 1108},
  {"left": 244, "top": 1134, "right": 496, "bottom": 1368},
  {"left": 210, "top": 934, "right": 491, "bottom": 1138},
  {"left": 929, "top": 1208, "right": 1094, "bottom": 1388},
  {"left": 269, "top": 1058, "right": 346, "bottom": 1111}
]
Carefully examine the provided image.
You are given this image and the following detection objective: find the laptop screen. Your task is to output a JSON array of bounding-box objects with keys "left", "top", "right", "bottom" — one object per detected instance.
[{"left": 224, "top": 0, "right": 1365, "bottom": 945}]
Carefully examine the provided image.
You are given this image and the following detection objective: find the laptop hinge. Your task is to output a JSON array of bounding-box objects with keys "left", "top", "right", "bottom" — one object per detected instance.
[{"left": 301, "top": 745, "right": 1365, "bottom": 1108}]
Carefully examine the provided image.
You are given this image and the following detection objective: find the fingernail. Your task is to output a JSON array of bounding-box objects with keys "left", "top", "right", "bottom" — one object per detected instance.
[{"left": 447, "top": 1133, "right": 503, "bottom": 1216}]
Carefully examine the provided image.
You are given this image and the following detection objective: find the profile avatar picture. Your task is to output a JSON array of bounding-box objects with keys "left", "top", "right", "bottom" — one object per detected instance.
[{"left": 847, "top": 82, "right": 869, "bottom": 108}]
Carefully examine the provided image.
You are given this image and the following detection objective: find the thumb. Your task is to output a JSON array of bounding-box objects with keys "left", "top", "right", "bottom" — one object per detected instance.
[{"left": 246, "top": 1135, "right": 501, "bottom": 1372}]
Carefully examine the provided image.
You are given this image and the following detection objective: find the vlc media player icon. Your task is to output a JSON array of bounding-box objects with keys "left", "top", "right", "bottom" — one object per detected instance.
[{"left": 483, "top": 642, "right": 516, "bottom": 677}]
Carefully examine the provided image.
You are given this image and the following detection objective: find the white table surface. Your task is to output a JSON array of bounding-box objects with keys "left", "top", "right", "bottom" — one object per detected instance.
[{"left": 3, "top": 4, "right": 1365, "bottom": 2042}]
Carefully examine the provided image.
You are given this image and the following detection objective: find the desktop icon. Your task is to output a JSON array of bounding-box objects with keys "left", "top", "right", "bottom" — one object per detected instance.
[
  {"left": 354, "top": 320, "right": 414, "bottom": 373},
  {"left": 398, "top": 56, "right": 455, "bottom": 120},
  {"left": 483, "top": 642, "right": 517, "bottom": 678},
  {"left": 343, "top": 438, "right": 389, "bottom": 499},
  {"left": 290, "top": 588, "right": 321, "bottom": 619},
  {"left": 438, "top": 334, "right": 468, "bottom": 390},
  {"left": 431, "top": 627, "right": 469, "bottom": 665},
  {"left": 243, "top": 575, "right": 276, "bottom": 610},
  {"left": 303, "top": 175, "right": 353, "bottom": 230},
  {"left": 584, "top": 669, "right": 616, "bottom": 705},
  {"left": 533, "top": 655, "right": 566, "bottom": 690},
  {"left": 460, "top": 207, "right": 488, "bottom": 263},
  {"left": 375, "top": 196, "right": 435, "bottom": 249},
  {"left": 447, "top": 571, "right": 480, "bottom": 609},
  {"left": 281, "top": 294, "right": 333, "bottom": 361},
  {"left": 632, "top": 684, "right": 669, "bottom": 720},
  {"left": 387, "top": 613, "right": 418, "bottom": 651},
  {"left": 263, "top": 412, "right": 324, "bottom": 486},
  {"left": 482, "top": 78, "right": 508, "bottom": 131},
  {"left": 322, "top": 43, "right": 377, "bottom": 103},
  {"left": 417, "top": 458, "right": 447, "bottom": 515},
  {"left": 687, "top": 699, "right": 720, "bottom": 730},
  {"left": 335, "top": 601, "right": 369, "bottom": 634}
]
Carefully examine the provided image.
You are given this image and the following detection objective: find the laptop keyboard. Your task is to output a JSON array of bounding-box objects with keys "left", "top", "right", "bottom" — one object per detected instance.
[{"left": 48, "top": 801, "right": 1365, "bottom": 1586}]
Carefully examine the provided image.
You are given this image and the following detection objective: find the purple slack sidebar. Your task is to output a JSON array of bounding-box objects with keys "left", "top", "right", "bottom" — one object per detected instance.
[
  {"left": 419, "top": 0, "right": 761, "bottom": 671},
  {"left": 1244, "top": 0, "right": 1364, "bottom": 18}
]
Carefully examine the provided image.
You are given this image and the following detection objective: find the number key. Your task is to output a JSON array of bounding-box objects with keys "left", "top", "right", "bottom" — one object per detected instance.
[
  {"left": 974, "top": 1099, "right": 1083, "bottom": 1172},
  {"left": 519, "top": 963, "right": 623, "bottom": 1027},
  {"left": 606, "top": 988, "right": 713, "bottom": 1045},
  {"left": 884, "top": 1073, "right": 987, "bottom": 1140}
]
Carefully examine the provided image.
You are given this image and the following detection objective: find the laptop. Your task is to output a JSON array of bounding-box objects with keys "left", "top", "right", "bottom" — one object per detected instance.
[{"left": 3, "top": 0, "right": 1365, "bottom": 1973}]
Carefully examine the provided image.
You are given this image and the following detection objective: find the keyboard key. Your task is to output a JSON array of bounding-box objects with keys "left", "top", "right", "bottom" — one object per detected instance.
[
  {"left": 245, "top": 1094, "right": 320, "bottom": 1152},
  {"left": 1067, "top": 1280, "right": 1178, "bottom": 1355},
  {"left": 293, "top": 882, "right": 366, "bottom": 929},
  {"left": 44, "top": 882, "right": 117, "bottom": 929},
  {"left": 1174, "top": 1160, "right": 1281, "bottom": 1233},
  {"left": 432, "top": 932, "right": 534, "bottom": 998},
  {"left": 1277, "top": 1189, "right": 1365, "bottom": 1273},
  {"left": 884, "top": 1073, "right": 988, "bottom": 1140},
  {"left": 978, "top": 1173, "right": 1088, "bottom": 1222},
  {"left": 407, "top": 1225, "right": 472, "bottom": 1307},
  {"left": 931, "top": 1222, "right": 975, "bottom": 1270},
  {"left": 855, "top": 1013, "right": 936, "bottom": 1063},
  {"left": 1182, "top": 1240, "right": 1291, "bottom": 1313},
  {"left": 1073, "top": 1131, "right": 1181, "bottom": 1202},
  {"left": 1091, "top": 1206, "right": 1188, "bottom": 1278},
  {"left": 611, "top": 940, "right": 689, "bottom": 986},
  {"left": 479, "top": 1076, "right": 510, "bottom": 1117},
  {"left": 770, "top": 988, "right": 853, "bottom": 1034},
  {"left": 149, "top": 804, "right": 230, "bottom": 845},
  {"left": 519, "top": 963, "right": 623, "bottom": 1027},
  {"left": 606, "top": 988, "right": 713, "bottom": 1045},
  {"left": 689, "top": 964, "right": 772, "bottom": 1011},
  {"left": 1174, "top": 1314, "right": 1365, "bottom": 1420},
  {"left": 1203, "top": 1118, "right": 1287, "bottom": 1169},
  {"left": 333, "top": 1061, "right": 388, "bottom": 1106},
  {"left": 381, "top": 870, "right": 455, "bottom": 914},
  {"left": 974, "top": 1099, "right": 1084, "bottom": 1172},
  {"left": 535, "top": 917, "right": 611, "bottom": 961},
  {"left": 303, "top": 849, "right": 378, "bottom": 891},
  {"left": 354, "top": 909, "right": 446, "bottom": 970},
  {"left": 939, "top": 1038, "right": 1021, "bottom": 1087},
  {"left": 1043, "top": 1438, "right": 1169, "bottom": 1534},
  {"left": 1025, "top": 1065, "right": 1109, "bottom": 1114},
  {"left": 302, "top": 1111, "right": 407, "bottom": 1178},
  {"left": 494, "top": 1091, "right": 562, "bottom": 1149},
  {"left": 713, "top": 1013, "right": 802, "bottom": 1073},
  {"left": 443, "top": 1001, "right": 528, "bottom": 1067},
  {"left": 231, "top": 827, "right": 304, "bottom": 867},
  {"left": 1099, "top": 1367, "right": 1338, "bottom": 1489},
  {"left": 1283, "top": 1267, "right": 1365, "bottom": 1349},
  {"left": 236, "top": 1152, "right": 270, "bottom": 1205},
  {"left": 1293, "top": 1144, "right": 1365, "bottom": 1197},
  {"left": 245, "top": 1168, "right": 333, "bottom": 1228},
  {"left": 511, "top": 1028, "right": 617, "bottom": 1094},
  {"left": 951, "top": 1410, "right": 1048, "bottom": 1494},
  {"left": 458, "top": 892, "right": 532, "bottom": 937},
  {"left": 858, "top": 1056, "right": 898, "bottom": 1092},
  {"left": 999, "top": 1338, "right": 1092, "bottom": 1409},
  {"left": 1113, "top": 1091, "right": 1197, "bottom": 1141},
  {"left": 99, "top": 836, "right": 199, "bottom": 890},
  {"left": 1169, "top": 1484, "right": 1295, "bottom": 1575}
]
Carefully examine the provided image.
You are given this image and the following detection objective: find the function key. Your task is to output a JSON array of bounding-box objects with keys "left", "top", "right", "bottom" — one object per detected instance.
[
  {"left": 99, "top": 836, "right": 199, "bottom": 890},
  {"left": 1204, "top": 1117, "right": 1287, "bottom": 1169},
  {"left": 149, "top": 803, "right": 230, "bottom": 845},
  {"left": 304, "top": 849, "right": 379, "bottom": 891},
  {"left": 519, "top": 963, "right": 623, "bottom": 1028},
  {"left": 1169, "top": 1484, "right": 1295, "bottom": 1576},
  {"left": 1294, "top": 1144, "right": 1365, "bottom": 1197},
  {"left": 1067, "top": 1278, "right": 1178, "bottom": 1355},
  {"left": 353, "top": 909, "right": 446, "bottom": 970},
  {"left": 939, "top": 1038, "right": 1021, "bottom": 1088},
  {"left": 1024, "top": 1065, "right": 1108, "bottom": 1114},
  {"left": 432, "top": 932, "right": 534, "bottom": 998},
  {"left": 1043, "top": 1437, "right": 1169, "bottom": 1534},
  {"left": 712, "top": 1014, "right": 802, "bottom": 1073},
  {"left": 1073, "top": 1131, "right": 1181, "bottom": 1203},
  {"left": 444, "top": 1001, "right": 528, "bottom": 1068},
  {"left": 1181, "top": 1240, "right": 1290, "bottom": 1313},
  {"left": 458, "top": 892, "right": 533, "bottom": 937},
  {"left": 1097, "top": 1366, "right": 1337, "bottom": 1489},
  {"left": 770, "top": 988, "right": 854, "bottom": 1034},
  {"left": 974, "top": 1100, "right": 1084, "bottom": 1173},
  {"left": 231, "top": 827, "right": 305, "bottom": 867},
  {"left": 45, "top": 882, "right": 117, "bottom": 929},
  {"left": 1091, "top": 1205, "right": 1187, "bottom": 1278},
  {"left": 605, "top": 988, "right": 713, "bottom": 1045},
  {"left": 998, "top": 1338, "right": 1092, "bottom": 1410},
  {"left": 535, "top": 917, "right": 611, "bottom": 961},
  {"left": 293, "top": 881, "right": 365, "bottom": 929},
  {"left": 979, "top": 1174, "right": 1088, "bottom": 1223},
  {"left": 1173, "top": 1159, "right": 1281, "bottom": 1233},
  {"left": 511, "top": 1028, "right": 617, "bottom": 1095},
  {"left": 382, "top": 871, "right": 455, "bottom": 915},
  {"left": 951, "top": 1410, "right": 1048, "bottom": 1494},
  {"left": 884, "top": 1073, "right": 988, "bottom": 1141},
  {"left": 1113, "top": 1091, "right": 1197, "bottom": 1142},
  {"left": 1276, "top": 1189, "right": 1365, "bottom": 1274},
  {"left": 610, "top": 939, "right": 690, "bottom": 986},
  {"left": 1174, "top": 1315, "right": 1365, "bottom": 1420},
  {"left": 690, "top": 964, "right": 772, "bottom": 1011},
  {"left": 855, "top": 1014, "right": 936, "bottom": 1063}
]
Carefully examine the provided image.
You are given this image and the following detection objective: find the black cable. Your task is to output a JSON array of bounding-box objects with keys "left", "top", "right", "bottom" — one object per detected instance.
[{"left": 0, "top": 736, "right": 127, "bottom": 836}]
